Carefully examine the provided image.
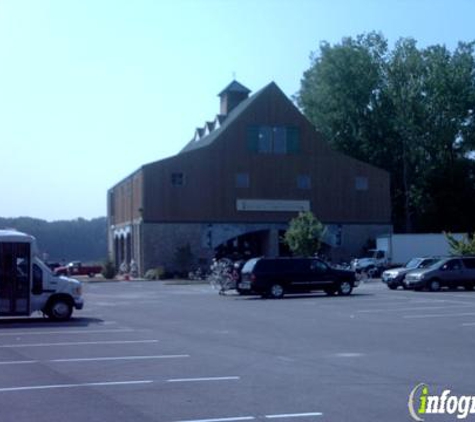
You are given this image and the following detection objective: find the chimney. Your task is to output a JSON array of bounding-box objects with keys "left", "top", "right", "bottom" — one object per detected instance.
[{"left": 218, "top": 80, "right": 251, "bottom": 115}]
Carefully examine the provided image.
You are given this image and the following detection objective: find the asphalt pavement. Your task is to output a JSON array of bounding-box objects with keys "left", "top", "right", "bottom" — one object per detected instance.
[{"left": 0, "top": 280, "right": 474, "bottom": 422}]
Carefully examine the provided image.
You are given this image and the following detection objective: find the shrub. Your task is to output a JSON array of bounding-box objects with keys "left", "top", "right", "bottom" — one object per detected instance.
[
  {"left": 144, "top": 266, "right": 165, "bottom": 280},
  {"left": 102, "top": 259, "right": 116, "bottom": 279}
]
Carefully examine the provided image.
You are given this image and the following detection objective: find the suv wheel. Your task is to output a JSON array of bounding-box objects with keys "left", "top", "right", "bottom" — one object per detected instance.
[
  {"left": 268, "top": 284, "right": 285, "bottom": 299},
  {"left": 387, "top": 282, "right": 398, "bottom": 290},
  {"left": 428, "top": 279, "right": 441, "bottom": 292},
  {"left": 338, "top": 281, "right": 353, "bottom": 296}
]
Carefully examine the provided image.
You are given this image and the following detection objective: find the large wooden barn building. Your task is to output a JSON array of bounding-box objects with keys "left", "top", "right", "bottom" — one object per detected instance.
[{"left": 108, "top": 81, "right": 391, "bottom": 275}]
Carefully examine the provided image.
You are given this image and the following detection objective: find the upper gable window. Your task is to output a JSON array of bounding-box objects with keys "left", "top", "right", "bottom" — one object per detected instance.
[
  {"left": 257, "top": 127, "right": 272, "bottom": 153},
  {"left": 273, "top": 127, "right": 287, "bottom": 154},
  {"left": 248, "top": 126, "right": 300, "bottom": 154},
  {"left": 171, "top": 172, "right": 185, "bottom": 186}
]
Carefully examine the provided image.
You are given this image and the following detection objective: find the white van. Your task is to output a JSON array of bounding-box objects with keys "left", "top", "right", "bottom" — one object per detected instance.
[{"left": 0, "top": 229, "right": 84, "bottom": 320}]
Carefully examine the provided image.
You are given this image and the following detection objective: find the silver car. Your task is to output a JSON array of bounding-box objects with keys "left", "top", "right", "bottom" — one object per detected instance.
[{"left": 382, "top": 257, "right": 441, "bottom": 290}]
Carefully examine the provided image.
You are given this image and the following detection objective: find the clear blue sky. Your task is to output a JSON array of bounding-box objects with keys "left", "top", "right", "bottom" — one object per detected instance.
[{"left": 1, "top": 0, "right": 474, "bottom": 221}]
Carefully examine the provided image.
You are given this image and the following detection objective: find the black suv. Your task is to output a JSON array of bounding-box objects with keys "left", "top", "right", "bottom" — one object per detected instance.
[{"left": 239, "top": 257, "right": 357, "bottom": 299}]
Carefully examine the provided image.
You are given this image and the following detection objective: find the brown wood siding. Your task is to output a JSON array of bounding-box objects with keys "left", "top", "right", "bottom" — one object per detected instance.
[
  {"left": 109, "top": 170, "right": 144, "bottom": 225},
  {"left": 141, "top": 83, "right": 391, "bottom": 224}
]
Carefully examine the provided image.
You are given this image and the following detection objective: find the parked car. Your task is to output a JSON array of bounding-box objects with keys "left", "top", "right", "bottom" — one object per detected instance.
[
  {"left": 239, "top": 257, "right": 357, "bottom": 299},
  {"left": 382, "top": 257, "right": 442, "bottom": 290},
  {"left": 54, "top": 261, "right": 102, "bottom": 278},
  {"left": 404, "top": 256, "right": 475, "bottom": 291}
]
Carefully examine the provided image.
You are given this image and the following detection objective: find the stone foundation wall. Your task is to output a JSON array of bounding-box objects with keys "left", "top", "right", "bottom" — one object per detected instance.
[{"left": 139, "top": 222, "right": 392, "bottom": 275}]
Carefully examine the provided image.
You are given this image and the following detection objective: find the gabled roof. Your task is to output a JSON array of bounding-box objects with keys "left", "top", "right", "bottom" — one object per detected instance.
[
  {"left": 218, "top": 80, "right": 251, "bottom": 96},
  {"left": 180, "top": 82, "right": 276, "bottom": 154}
]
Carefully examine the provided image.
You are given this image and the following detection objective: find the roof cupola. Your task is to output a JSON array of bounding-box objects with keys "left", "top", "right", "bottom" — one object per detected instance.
[{"left": 218, "top": 80, "right": 251, "bottom": 115}]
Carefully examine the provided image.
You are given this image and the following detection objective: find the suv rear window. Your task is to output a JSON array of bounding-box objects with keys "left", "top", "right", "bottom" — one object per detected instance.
[{"left": 242, "top": 258, "right": 259, "bottom": 273}]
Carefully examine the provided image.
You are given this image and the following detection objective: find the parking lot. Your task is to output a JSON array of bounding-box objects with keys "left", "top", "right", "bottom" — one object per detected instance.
[{"left": 0, "top": 280, "right": 474, "bottom": 422}]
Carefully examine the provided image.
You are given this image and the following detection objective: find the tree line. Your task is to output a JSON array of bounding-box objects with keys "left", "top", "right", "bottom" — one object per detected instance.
[
  {"left": 296, "top": 32, "right": 475, "bottom": 233},
  {"left": 0, "top": 216, "right": 107, "bottom": 263}
]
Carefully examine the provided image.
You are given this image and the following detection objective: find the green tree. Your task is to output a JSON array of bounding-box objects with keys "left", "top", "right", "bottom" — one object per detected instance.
[
  {"left": 297, "top": 33, "right": 475, "bottom": 233},
  {"left": 0, "top": 216, "right": 107, "bottom": 262},
  {"left": 445, "top": 232, "right": 475, "bottom": 255},
  {"left": 283, "top": 211, "right": 325, "bottom": 257}
]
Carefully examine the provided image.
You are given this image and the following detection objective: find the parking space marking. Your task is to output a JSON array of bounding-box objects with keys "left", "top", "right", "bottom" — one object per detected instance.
[
  {"left": 53, "top": 354, "right": 190, "bottom": 362},
  {"left": 167, "top": 376, "right": 240, "bottom": 383},
  {"left": 357, "top": 304, "right": 474, "bottom": 313},
  {"left": 0, "top": 380, "right": 154, "bottom": 392},
  {"left": 265, "top": 412, "right": 323, "bottom": 419},
  {"left": 0, "top": 329, "right": 135, "bottom": 336},
  {"left": 0, "top": 340, "right": 159, "bottom": 348},
  {"left": 0, "top": 376, "right": 240, "bottom": 393},
  {"left": 461, "top": 322, "right": 475, "bottom": 326},
  {"left": 175, "top": 417, "right": 255, "bottom": 422},
  {"left": 173, "top": 413, "right": 323, "bottom": 422},
  {"left": 404, "top": 312, "right": 475, "bottom": 319},
  {"left": 0, "top": 355, "right": 190, "bottom": 366}
]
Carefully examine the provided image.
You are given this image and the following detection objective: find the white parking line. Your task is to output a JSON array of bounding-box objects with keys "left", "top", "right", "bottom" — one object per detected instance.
[
  {"left": 0, "top": 375, "right": 240, "bottom": 393},
  {"left": 404, "top": 312, "right": 475, "bottom": 319},
  {"left": 175, "top": 417, "right": 255, "bottom": 422},
  {"left": 0, "top": 355, "right": 190, "bottom": 366},
  {"left": 167, "top": 376, "right": 240, "bottom": 383},
  {"left": 0, "top": 380, "right": 153, "bottom": 392},
  {"left": 0, "top": 329, "right": 135, "bottom": 336},
  {"left": 173, "top": 413, "right": 323, "bottom": 422},
  {"left": 357, "top": 305, "right": 474, "bottom": 313},
  {"left": 265, "top": 412, "right": 323, "bottom": 418},
  {"left": 52, "top": 355, "right": 190, "bottom": 363},
  {"left": 461, "top": 322, "right": 475, "bottom": 326},
  {"left": 0, "top": 340, "right": 159, "bottom": 348}
]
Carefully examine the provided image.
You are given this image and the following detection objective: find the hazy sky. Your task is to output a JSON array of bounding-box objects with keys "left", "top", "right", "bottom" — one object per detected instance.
[{"left": 1, "top": 0, "right": 474, "bottom": 221}]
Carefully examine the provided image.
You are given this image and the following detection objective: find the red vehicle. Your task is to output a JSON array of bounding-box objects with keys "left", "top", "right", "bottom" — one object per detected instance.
[{"left": 54, "top": 261, "right": 102, "bottom": 278}]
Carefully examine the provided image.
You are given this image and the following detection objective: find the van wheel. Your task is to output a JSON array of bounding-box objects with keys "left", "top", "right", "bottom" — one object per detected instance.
[
  {"left": 268, "top": 284, "right": 285, "bottom": 299},
  {"left": 387, "top": 283, "right": 398, "bottom": 290},
  {"left": 428, "top": 279, "right": 441, "bottom": 292},
  {"left": 47, "top": 299, "right": 73, "bottom": 321},
  {"left": 338, "top": 281, "right": 353, "bottom": 296}
]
